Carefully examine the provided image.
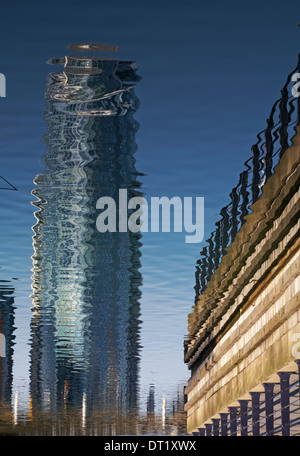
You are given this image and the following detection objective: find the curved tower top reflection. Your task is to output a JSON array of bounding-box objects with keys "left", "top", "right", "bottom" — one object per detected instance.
[{"left": 30, "top": 45, "right": 143, "bottom": 434}]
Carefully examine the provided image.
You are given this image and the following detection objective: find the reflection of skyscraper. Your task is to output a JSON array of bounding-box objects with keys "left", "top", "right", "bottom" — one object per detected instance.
[
  {"left": 0, "top": 280, "right": 16, "bottom": 404},
  {"left": 30, "top": 46, "right": 143, "bottom": 430},
  {"left": 147, "top": 384, "right": 155, "bottom": 416}
]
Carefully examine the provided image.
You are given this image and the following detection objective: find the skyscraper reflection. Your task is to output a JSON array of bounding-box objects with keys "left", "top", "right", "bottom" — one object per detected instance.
[
  {"left": 30, "top": 46, "right": 143, "bottom": 434},
  {"left": 0, "top": 280, "right": 16, "bottom": 405}
]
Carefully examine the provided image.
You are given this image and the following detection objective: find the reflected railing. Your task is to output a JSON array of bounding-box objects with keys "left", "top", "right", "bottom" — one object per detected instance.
[{"left": 194, "top": 53, "right": 300, "bottom": 300}]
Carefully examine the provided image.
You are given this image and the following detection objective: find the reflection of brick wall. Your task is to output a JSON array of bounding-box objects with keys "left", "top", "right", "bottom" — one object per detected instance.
[{"left": 184, "top": 127, "right": 300, "bottom": 434}]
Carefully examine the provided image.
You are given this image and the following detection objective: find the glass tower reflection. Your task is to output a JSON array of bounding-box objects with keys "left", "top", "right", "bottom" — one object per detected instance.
[
  {"left": 30, "top": 47, "right": 143, "bottom": 433},
  {"left": 0, "top": 280, "right": 15, "bottom": 405}
]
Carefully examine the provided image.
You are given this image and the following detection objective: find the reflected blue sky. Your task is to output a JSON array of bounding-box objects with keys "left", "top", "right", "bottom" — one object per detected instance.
[{"left": 0, "top": 0, "right": 299, "bottom": 419}]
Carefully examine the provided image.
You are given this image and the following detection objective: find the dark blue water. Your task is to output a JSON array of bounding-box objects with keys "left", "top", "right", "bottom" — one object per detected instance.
[{"left": 0, "top": 0, "right": 299, "bottom": 435}]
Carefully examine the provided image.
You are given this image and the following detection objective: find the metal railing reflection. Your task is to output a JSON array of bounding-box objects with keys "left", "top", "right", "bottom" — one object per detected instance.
[{"left": 194, "top": 54, "right": 300, "bottom": 300}]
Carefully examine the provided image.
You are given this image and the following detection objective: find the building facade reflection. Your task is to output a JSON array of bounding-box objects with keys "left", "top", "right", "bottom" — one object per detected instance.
[
  {"left": 0, "top": 280, "right": 16, "bottom": 406},
  {"left": 30, "top": 47, "right": 143, "bottom": 433}
]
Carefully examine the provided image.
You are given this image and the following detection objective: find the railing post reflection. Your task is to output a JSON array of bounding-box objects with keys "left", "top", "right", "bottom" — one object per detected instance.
[
  {"left": 250, "top": 392, "right": 261, "bottom": 436},
  {"left": 228, "top": 406, "right": 238, "bottom": 436},
  {"left": 193, "top": 54, "right": 300, "bottom": 305}
]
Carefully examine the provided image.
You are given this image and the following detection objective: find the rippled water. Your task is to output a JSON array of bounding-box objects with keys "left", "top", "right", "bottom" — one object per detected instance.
[{"left": 0, "top": 0, "right": 299, "bottom": 437}]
